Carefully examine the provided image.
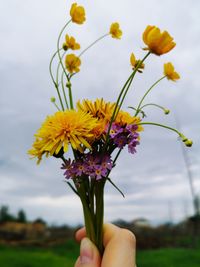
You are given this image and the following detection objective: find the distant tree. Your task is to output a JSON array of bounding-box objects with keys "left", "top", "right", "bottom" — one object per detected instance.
[
  {"left": 0, "top": 205, "right": 15, "bottom": 222},
  {"left": 33, "top": 218, "right": 46, "bottom": 225},
  {"left": 17, "top": 209, "right": 27, "bottom": 223}
]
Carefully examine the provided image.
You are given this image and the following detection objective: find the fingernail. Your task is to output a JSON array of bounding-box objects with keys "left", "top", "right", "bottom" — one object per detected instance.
[{"left": 80, "top": 238, "right": 94, "bottom": 264}]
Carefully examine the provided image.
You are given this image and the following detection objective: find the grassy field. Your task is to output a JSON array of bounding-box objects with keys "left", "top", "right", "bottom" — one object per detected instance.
[{"left": 0, "top": 241, "right": 200, "bottom": 267}]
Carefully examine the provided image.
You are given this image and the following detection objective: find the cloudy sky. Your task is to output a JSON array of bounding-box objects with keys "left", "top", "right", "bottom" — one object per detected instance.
[{"left": 0, "top": 0, "right": 200, "bottom": 226}]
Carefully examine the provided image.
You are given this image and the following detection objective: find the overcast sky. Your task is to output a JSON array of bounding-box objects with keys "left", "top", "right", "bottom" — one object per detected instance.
[{"left": 0, "top": 0, "right": 200, "bottom": 226}]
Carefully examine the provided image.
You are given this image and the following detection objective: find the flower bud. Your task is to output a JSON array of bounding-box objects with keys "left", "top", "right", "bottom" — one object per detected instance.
[
  {"left": 164, "top": 109, "right": 170, "bottom": 115},
  {"left": 62, "top": 43, "right": 68, "bottom": 51},
  {"left": 184, "top": 139, "right": 193, "bottom": 147},
  {"left": 51, "top": 97, "right": 56, "bottom": 103}
]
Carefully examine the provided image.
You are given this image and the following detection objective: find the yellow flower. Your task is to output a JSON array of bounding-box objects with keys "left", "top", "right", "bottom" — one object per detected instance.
[
  {"left": 65, "top": 54, "right": 81, "bottom": 73},
  {"left": 63, "top": 34, "right": 80, "bottom": 51},
  {"left": 28, "top": 110, "right": 99, "bottom": 163},
  {"left": 164, "top": 62, "right": 180, "bottom": 81},
  {"left": 143, "top": 25, "right": 176, "bottom": 55},
  {"left": 109, "top": 22, "right": 122, "bottom": 39},
  {"left": 130, "top": 53, "right": 145, "bottom": 72},
  {"left": 77, "top": 98, "right": 143, "bottom": 134},
  {"left": 116, "top": 110, "right": 143, "bottom": 132},
  {"left": 77, "top": 98, "right": 115, "bottom": 122},
  {"left": 77, "top": 99, "right": 115, "bottom": 137},
  {"left": 70, "top": 3, "right": 86, "bottom": 24}
]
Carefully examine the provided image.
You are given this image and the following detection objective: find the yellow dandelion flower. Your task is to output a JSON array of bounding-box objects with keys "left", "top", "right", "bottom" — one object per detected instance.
[
  {"left": 77, "top": 99, "right": 143, "bottom": 134},
  {"left": 116, "top": 110, "right": 143, "bottom": 132},
  {"left": 70, "top": 3, "right": 86, "bottom": 25},
  {"left": 28, "top": 138, "right": 49, "bottom": 164},
  {"left": 77, "top": 98, "right": 116, "bottom": 122},
  {"left": 164, "top": 62, "right": 180, "bottom": 81},
  {"left": 143, "top": 25, "right": 176, "bottom": 55},
  {"left": 65, "top": 54, "right": 81, "bottom": 73},
  {"left": 28, "top": 110, "right": 99, "bottom": 163},
  {"left": 109, "top": 22, "right": 123, "bottom": 39},
  {"left": 63, "top": 34, "right": 80, "bottom": 51},
  {"left": 77, "top": 98, "right": 116, "bottom": 138},
  {"left": 130, "top": 53, "right": 145, "bottom": 72}
]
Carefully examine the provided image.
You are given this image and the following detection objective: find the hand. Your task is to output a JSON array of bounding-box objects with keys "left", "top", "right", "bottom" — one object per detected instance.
[{"left": 74, "top": 223, "right": 136, "bottom": 267}]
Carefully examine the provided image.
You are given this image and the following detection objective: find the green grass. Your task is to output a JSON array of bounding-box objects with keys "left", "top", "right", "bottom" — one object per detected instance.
[
  {"left": 137, "top": 248, "right": 200, "bottom": 267},
  {"left": 0, "top": 241, "right": 200, "bottom": 267},
  {"left": 0, "top": 240, "right": 79, "bottom": 267}
]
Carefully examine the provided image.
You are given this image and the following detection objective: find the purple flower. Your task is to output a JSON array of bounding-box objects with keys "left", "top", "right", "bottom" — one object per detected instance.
[
  {"left": 91, "top": 165, "right": 108, "bottom": 180},
  {"left": 126, "top": 124, "right": 138, "bottom": 134},
  {"left": 62, "top": 153, "right": 113, "bottom": 180},
  {"left": 113, "top": 134, "right": 128, "bottom": 149},
  {"left": 128, "top": 140, "right": 140, "bottom": 154},
  {"left": 85, "top": 154, "right": 99, "bottom": 172},
  {"left": 61, "top": 159, "right": 75, "bottom": 179},
  {"left": 101, "top": 154, "right": 113, "bottom": 171},
  {"left": 73, "top": 160, "right": 87, "bottom": 176},
  {"left": 105, "top": 123, "right": 123, "bottom": 138}
]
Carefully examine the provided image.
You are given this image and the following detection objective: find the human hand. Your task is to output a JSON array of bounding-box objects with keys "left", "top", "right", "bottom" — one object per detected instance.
[{"left": 74, "top": 223, "right": 136, "bottom": 267}]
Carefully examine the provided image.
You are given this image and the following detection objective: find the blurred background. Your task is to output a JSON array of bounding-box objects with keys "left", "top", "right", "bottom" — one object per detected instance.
[{"left": 0, "top": 0, "right": 199, "bottom": 266}]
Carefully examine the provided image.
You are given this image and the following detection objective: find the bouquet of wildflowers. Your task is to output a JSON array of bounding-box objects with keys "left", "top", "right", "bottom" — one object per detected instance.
[{"left": 28, "top": 3, "right": 192, "bottom": 254}]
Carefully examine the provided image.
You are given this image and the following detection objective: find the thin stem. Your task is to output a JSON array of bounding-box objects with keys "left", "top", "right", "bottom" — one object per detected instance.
[
  {"left": 61, "top": 71, "right": 69, "bottom": 109},
  {"left": 57, "top": 20, "right": 73, "bottom": 108},
  {"left": 107, "top": 178, "right": 125, "bottom": 198},
  {"left": 68, "top": 83, "right": 74, "bottom": 109},
  {"left": 113, "top": 148, "right": 122, "bottom": 166},
  {"left": 128, "top": 106, "right": 146, "bottom": 118},
  {"left": 118, "top": 52, "right": 151, "bottom": 117},
  {"left": 78, "top": 183, "right": 96, "bottom": 244},
  {"left": 49, "top": 48, "right": 62, "bottom": 85},
  {"left": 104, "top": 52, "right": 151, "bottom": 150},
  {"left": 135, "top": 76, "right": 166, "bottom": 116},
  {"left": 49, "top": 48, "right": 65, "bottom": 110},
  {"left": 95, "top": 181, "right": 104, "bottom": 255},
  {"left": 104, "top": 73, "right": 134, "bottom": 149},
  {"left": 78, "top": 34, "right": 109, "bottom": 58},
  {"left": 139, "top": 122, "right": 182, "bottom": 136},
  {"left": 53, "top": 102, "right": 60, "bottom": 111},
  {"left": 140, "top": 103, "right": 166, "bottom": 110},
  {"left": 56, "top": 51, "right": 66, "bottom": 85}
]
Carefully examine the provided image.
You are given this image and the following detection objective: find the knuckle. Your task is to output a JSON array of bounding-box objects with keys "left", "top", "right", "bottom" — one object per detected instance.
[{"left": 121, "top": 229, "right": 136, "bottom": 245}]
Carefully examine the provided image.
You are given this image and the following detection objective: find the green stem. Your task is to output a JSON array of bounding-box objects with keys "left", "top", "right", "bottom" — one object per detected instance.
[
  {"left": 139, "top": 122, "right": 182, "bottom": 136},
  {"left": 61, "top": 71, "right": 69, "bottom": 109},
  {"left": 104, "top": 52, "right": 151, "bottom": 150},
  {"left": 49, "top": 48, "right": 65, "bottom": 111},
  {"left": 49, "top": 48, "right": 62, "bottom": 85},
  {"left": 66, "top": 82, "right": 74, "bottom": 109},
  {"left": 107, "top": 178, "right": 125, "bottom": 197},
  {"left": 53, "top": 102, "right": 60, "bottom": 111},
  {"left": 113, "top": 149, "right": 122, "bottom": 166},
  {"left": 56, "top": 51, "right": 66, "bottom": 85},
  {"left": 135, "top": 76, "right": 166, "bottom": 116},
  {"left": 78, "top": 183, "right": 96, "bottom": 244},
  {"left": 103, "top": 73, "right": 134, "bottom": 150},
  {"left": 117, "top": 52, "right": 151, "bottom": 117},
  {"left": 140, "top": 103, "right": 166, "bottom": 110},
  {"left": 78, "top": 34, "right": 109, "bottom": 58},
  {"left": 95, "top": 181, "right": 104, "bottom": 255},
  {"left": 57, "top": 20, "right": 73, "bottom": 109}
]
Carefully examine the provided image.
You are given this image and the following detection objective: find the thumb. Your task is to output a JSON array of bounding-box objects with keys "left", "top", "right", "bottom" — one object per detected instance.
[{"left": 75, "top": 237, "right": 101, "bottom": 267}]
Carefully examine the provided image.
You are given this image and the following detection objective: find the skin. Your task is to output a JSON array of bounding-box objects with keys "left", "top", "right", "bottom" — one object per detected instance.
[{"left": 74, "top": 223, "right": 136, "bottom": 267}]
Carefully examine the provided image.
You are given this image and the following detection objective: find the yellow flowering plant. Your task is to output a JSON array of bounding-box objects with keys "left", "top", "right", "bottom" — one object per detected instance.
[{"left": 28, "top": 2, "right": 192, "bottom": 254}]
